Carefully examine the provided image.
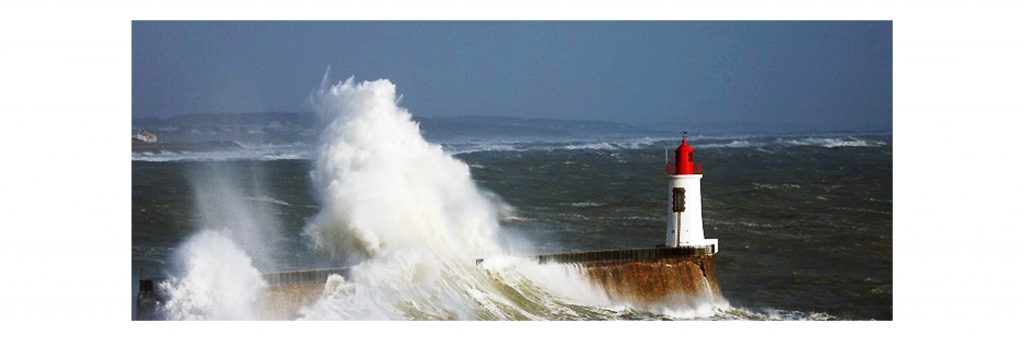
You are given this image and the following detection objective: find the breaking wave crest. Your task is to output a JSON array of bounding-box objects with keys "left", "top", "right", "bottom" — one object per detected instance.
[
  {"left": 700, "top": 140, "right": 766, "bottom": 149},
  {"left": 443, "top": 137, "right": 661, "bottom": 155},
  {"left": 158, "top": 230, "right": 267, "bottom": 320},
  {"left": 782, "top": 136, "right": 888, "bottom": 148},
  {"left": 297, "top": 76, "right": 646, "bottom": 319},
  {"left": 132, "top": 143, "right": 313, "bottom": 162}
]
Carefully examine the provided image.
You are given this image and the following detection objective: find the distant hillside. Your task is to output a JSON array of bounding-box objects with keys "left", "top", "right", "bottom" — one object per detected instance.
[
  {"left": 417, "top": 116, "right": 666, "bottom": 140},
  {"left": 131, "top": 112, "right": 670, "bottom": 144},
  {"left": 132, "top": 112, "right": 317, "bottom": 129},
  {"left": 131, "top": 112, "right": 319, "bottom": 144}
]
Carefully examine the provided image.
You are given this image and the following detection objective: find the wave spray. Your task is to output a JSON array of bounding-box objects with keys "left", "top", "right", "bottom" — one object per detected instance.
[
  {"left": 299, "top": 74, "right": 620, "bottom": 319},
  {"left": 157, "top": 230, "right": 267, "bottom": 320},
  {"left": 156, "top": 162, "right": 286, "bottom": 319},
  {"left": 304, "top": 76, "right": 501, "bottom": 261}
]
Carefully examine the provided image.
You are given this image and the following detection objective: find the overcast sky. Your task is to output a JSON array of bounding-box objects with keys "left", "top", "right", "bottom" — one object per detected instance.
[{"left": 132, "top": 21, "right": 891, "bottom": 132}]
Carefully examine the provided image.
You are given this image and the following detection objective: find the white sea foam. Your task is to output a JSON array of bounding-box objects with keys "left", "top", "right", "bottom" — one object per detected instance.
[
  {"left": 445, "top": 137, "right": 664, "bottom": 155},
  {"left": 569, "top": 202, "right": 604, "bottom": 207},
  {"left": 477, "top": 256, "right": 618, "bottom": 308},
  {"left": 444, "top": 142, "right": 525, "bottom": 155},
  {"left": 751, "top": 183, "right": 802, "bottom": 190},
  {"left": 246, "top": 195, "right": 292, "bottom": 207},
  {"left": 783, "top": 136, "right": 887, "bottom": 148},
  {"left": 157, "top": 230, "right": 267, "bottom": 320},
  {"left": 132, "top": 143, "right": 314, "bottom": 162},
  {"left": 304, "top": 76, "right": 502, "bottom": 261},
  {"left": 699, "top": 140, "right": 765, "bottom": 149},
  {"left": 299, "top": 75, "right": 516, "bottom": 319}
]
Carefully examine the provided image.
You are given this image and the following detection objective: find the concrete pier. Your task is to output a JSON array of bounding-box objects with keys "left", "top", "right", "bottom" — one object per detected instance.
[
  {"left": 136, "top": 246, "right": 719, "bottom": 319},
  {"left": 530, "top": 246, "right": 720, "bottom": 303}
]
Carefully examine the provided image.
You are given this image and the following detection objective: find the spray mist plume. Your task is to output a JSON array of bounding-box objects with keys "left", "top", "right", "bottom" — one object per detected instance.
[
  {"left": 296, "top": 73, "right": 623, "bottom": 319},
  {"left": 304, "top": 74, "right": 502, "bottom": 262}
]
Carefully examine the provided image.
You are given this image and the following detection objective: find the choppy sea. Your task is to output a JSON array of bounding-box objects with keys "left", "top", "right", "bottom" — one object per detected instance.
[{"left": 132, "top": 134, "right": 892, "bottom": 320}]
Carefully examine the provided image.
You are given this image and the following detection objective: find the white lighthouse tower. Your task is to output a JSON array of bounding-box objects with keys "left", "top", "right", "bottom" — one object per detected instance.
[{"left": 665, "top": 134, "right": 718, "bottom": 253}]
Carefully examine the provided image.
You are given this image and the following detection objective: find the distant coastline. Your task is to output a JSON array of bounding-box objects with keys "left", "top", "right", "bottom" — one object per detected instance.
[
  {"left": 131, "top": 112, "right": 890, "bottom": 147},
  {"left": 132, "top": 139, "right": 242, "bottom": 153}
]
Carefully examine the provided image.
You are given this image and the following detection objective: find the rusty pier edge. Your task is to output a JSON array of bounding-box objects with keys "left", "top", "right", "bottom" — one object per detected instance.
[{"left": 481, "top": 246, "right": 721, "bottom": 303}]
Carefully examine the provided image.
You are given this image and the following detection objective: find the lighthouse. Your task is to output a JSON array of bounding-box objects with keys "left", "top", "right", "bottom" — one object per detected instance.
[{"left": 665, "top": 134, "right": 718, "bottom": 253}]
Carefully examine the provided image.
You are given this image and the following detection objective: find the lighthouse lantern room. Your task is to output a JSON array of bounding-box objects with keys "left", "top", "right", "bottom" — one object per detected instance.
[{"left": 665, "top": 134, "right": 718, "bottom": 254}]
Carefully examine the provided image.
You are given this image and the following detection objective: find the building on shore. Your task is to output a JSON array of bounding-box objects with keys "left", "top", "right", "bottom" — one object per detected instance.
[{"left": 133, "top": 131, "right": 158, "bottom": 143}]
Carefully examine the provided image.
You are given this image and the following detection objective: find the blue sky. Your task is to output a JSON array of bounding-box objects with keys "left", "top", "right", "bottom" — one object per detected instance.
[{"left": 132, "top": 21, "right": 891, "bottom": 132}]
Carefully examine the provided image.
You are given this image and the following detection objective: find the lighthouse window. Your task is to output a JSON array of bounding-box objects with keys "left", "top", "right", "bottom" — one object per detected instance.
[
  {"left": 688, "top": 152, "right": 693, "bottom": 162},
  {"left": 672, "top": 188, "right": 686, "bottom": 212}
]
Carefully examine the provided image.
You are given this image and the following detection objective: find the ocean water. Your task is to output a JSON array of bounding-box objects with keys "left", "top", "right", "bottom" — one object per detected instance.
[
  {"left": 132, "top": 134, "right": 891, "bottom": 320},
  {"left": 132, "top": 78, "right": 890, "bottom": 321}
]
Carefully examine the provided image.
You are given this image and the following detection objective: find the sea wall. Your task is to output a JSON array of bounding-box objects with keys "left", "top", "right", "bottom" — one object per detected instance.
[
  {"left": 259, "top": 281, "right": 327, "bottom": 319},
  {"left": 532, "top": 247, "right": 720, "bottom": 303},
  {"left": 582, "top": 255, "right": 719, "bottom": 303}
]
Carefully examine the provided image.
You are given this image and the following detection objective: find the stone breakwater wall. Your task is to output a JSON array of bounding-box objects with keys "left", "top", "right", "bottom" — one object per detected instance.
[{"left": 533, "top": 247, "right": 720, "bottom": 303}]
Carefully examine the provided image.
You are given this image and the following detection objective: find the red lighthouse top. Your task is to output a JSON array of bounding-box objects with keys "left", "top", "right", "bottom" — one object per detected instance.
[{"left": 673, "top": 134, "right": 702, "bottom": 175}]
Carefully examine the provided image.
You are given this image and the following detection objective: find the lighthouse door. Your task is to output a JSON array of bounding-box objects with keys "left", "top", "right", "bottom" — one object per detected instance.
[
  {"left": 672, "top": 188, "right": 685, "bottom": 212},
  {"left": 672, "top": 187, "right": 685, "bottom": 247}
]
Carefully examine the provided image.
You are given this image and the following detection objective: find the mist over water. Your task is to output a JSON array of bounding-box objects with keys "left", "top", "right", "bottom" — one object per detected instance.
[
  {"left": 190, "top": 164, "right": 285, "bottom": 269},
  {"left": 148, "top": 164, "right": 289, "bottom": 319}
]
